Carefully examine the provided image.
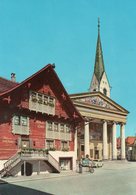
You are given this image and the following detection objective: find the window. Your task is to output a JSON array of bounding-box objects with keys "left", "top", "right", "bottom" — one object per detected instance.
[
  {"left": 48, "top": 97, "right": 54, "bottom": 106},
  {"left": 66, "top": 125, "right": 70, "bottom": 133},
  {"left": 46, "top": 121, "right": 71, "bottom": 141},
  {"left": 29, "top": 91, "right": 55, "bottom": 115},
  {"left": 46, "top": 140, "right": 54, "bottom": 149},
  {"left": 54, "top": 123, "right": 58, "bottom": 132},
  {"left": 44, "top": 95, "right": 48, "bottom": 105},
  {"left": 48, "top": 122, "right": 53, "bottom": 131},
  {"left": 60, "top": 124, "right": 64, "bottom": 132},
  {"left": 14, "top": 116, "right": 28, "bottom": 126},
  {"left": 61, "top": 141, "right": 68, "bottom": 150},
  {"left": 38, "top": 94, "right": 42, "bottom": 104},
  {"left": 103, "top": 88, "right": 107, "bottom": 96},
  {"left": 21, "top": 116, "right": 27, "bottom": 126},
  {"left": 31, "top": 92, "right": 37, "bottom": 102},
  {"left": 12, "top": 115, "right": 29, "bottom": 135},
  {"left": 14, "top": 116, "right": 20, "bottom": 125}
]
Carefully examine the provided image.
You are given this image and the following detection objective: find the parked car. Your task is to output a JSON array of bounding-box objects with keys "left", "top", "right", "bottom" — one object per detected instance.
[{"left": 93, "top": 160, "right": 103, "bottom": 168}]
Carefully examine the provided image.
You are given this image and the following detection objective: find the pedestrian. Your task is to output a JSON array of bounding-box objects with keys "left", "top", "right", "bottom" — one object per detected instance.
[{"left": 85, "top": 154, "right": 94, "bottom": 167}]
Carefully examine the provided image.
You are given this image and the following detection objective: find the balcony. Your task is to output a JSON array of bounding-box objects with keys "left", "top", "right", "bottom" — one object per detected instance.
[{"left": 20, "top": 149, "right": 48, "bottom": 160}]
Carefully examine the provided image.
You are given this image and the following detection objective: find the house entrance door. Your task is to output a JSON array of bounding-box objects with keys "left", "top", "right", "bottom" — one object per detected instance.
[
  {"left": 94, "top": 150, "right": 99, "bottom": 159},
  {"left": 59, "top": 158, "right": 72, "bottom": 170},
  {"left": 21, "top": 162, "right": 33, "bottom": 176},
  {"left": 21, "top": 138, "right": 30, "bottom": 149}
]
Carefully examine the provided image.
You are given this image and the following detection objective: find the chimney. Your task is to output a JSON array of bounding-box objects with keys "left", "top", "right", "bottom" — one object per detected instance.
[{"left": 11, "top": 73, "right": 16, "bottom": 82}]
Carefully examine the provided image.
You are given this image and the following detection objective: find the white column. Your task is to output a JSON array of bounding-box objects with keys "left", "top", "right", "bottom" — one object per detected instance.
[
  {"left": 84, "top": 122, "right": 90, "bottom": 157},
  {"left": 74, "top": 129, "right": 77, "bottom": 160},
  {"left": 24, "top": 161, "right": 26, "bottom": 176},
  {"left": 103, "top": 120, "right": 108, "bottom": 160},
  {"left": 112, "top": 122, "right": 117, "bottom": 160},
  {"left": 120, "top": 123, "right": 126, "bottom": 160},
  {"left": 38, "top": 160, "right": 40, "bottom": 175}
]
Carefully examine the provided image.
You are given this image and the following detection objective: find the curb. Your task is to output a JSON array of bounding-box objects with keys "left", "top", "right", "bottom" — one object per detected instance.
[{"left": 1, "top": 172, "right": 81, "bottom": 184}]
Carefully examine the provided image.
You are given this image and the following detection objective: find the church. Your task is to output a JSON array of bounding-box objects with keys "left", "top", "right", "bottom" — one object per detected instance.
[{"left": 70, "top": 20, "right": 129, "bottom": 160}]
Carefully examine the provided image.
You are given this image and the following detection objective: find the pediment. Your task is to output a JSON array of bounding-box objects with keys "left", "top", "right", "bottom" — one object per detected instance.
[
  {"left": 70, "top": 92, "right": 128, "bottom": 113},
  {"left": 77, "top": 95, "right": 118, "bottom": 110}
]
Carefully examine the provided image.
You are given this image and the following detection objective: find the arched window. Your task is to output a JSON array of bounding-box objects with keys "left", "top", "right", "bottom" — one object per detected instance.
[
  {"left": 93, "top": 89, "right": 96, "bottom": 92},
  {"left": 103, "top": 88, "right": 107, "bottom": 96}
]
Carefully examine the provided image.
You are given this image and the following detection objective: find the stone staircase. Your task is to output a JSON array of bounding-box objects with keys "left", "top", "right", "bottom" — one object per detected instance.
[
  {"left": 0, "top": 152, "right": 21, "bottom": 178},
  {"left": 0, "top": 150, "right": 60, "bottom": 178},
  {"left": 46, "top": 153, "right": 60, "bottom": 173}
]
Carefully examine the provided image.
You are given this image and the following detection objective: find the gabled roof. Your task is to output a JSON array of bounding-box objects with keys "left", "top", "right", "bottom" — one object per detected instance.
[
  {"left": 0, "top": 77, "right": 18, "bottom": 93},
  {"left": 0, "top": 64, "right": 83, "bottom": 122},
  {"left": 126, "top": 137, "right": 136, "bottom": 146}
]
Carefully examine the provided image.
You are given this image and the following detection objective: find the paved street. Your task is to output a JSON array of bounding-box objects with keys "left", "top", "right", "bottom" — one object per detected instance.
[{"left": 0, "top": 161, "right": 136, "bottom": 195}]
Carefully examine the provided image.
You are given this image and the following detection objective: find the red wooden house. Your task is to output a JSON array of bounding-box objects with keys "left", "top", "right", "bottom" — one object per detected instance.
[{"left": 0, "top": 64, "right": 83, "bottom": 177}]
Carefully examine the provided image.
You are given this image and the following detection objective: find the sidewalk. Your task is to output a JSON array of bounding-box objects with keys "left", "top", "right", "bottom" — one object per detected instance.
[{"left": 0, "top": 171, "right": 80, "bottom": 184}]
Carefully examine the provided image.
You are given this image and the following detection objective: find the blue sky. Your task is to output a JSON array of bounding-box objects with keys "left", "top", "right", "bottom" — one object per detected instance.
[{"left": 0, "top": 0, "right": 136, "bottom": 137}]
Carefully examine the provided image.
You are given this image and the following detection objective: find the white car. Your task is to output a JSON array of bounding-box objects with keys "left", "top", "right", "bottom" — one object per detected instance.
[{"left": 93, "top": 160, "right": 103, "bottom": 168}]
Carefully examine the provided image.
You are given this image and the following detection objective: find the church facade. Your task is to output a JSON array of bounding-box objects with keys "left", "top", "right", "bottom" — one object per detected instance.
[{"left": 70, "top": 20, "right": 129, "bottom": 160}]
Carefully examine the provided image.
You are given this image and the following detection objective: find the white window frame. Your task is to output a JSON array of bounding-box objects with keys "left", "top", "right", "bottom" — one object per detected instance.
[
  {"left": 29, "top": 91, "right": 55, "bottom": 115},
  {"left": 46, "top": 121, "right": 71, "bottom": 141},
  {"left": 46, "top": 140, "right": 54, "bottom": 149},
  {"left": 61, "top": 141, "right": 69, "bottom": 150},
  {"left": 12, "top": 115, "right": 29, "bottom": 135},
  {"left": 48, "top": 121, "right": 53, "bottom": 131},
  {"left": 60, "top": 124, "right": 65, "bottom": 133},
  {"left": 54, "top": 122, "right": 59, "bottom": 132}
]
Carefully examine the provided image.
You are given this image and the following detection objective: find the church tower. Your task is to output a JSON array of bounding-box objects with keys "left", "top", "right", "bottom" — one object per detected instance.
[{"left": 90, "top": 19, "right": 111, "bottom": 97}]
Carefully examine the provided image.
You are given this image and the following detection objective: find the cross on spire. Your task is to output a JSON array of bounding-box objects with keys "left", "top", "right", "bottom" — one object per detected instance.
[
  {"left": 94, "top": 17, "right": 105, "bottom": 83},
  {"left": 98, "top": 17, "right": 100, "bottom": 33}
]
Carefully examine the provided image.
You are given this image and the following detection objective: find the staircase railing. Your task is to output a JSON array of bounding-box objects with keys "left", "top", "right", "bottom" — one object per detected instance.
[
  {"left": 4, "top": 152, "right": 21, "bottom": 169},
  {"left": 20, "top": 149, "right": 48, "bottom": 159},
  {"left": 1, "top": 151, "right": 21, "bottom": 177},
  {"left": 47, "top": 153, "right": 60, "bottom": 172}
]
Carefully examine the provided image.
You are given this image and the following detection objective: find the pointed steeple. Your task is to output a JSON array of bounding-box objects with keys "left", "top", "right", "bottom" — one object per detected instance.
[
  {"left": 90, "top": 19, "right": 111, "bottom": 97},
  {"left": 94, "top": 18, "right": 105, "bottom": 83}
]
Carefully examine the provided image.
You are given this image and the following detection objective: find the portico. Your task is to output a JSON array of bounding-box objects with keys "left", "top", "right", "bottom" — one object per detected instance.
[
  {"left": 84, "top": 119, "right": 126, "bottom": 160},
  {"left": 70, "top": 92, "right": 128, "bottom": 160}
]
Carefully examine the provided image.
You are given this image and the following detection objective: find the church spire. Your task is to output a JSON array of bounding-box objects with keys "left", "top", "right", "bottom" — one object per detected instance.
[
  {"left": 94, "top": 18, "right": 105, "bottom": 83},
  {"left": 90, "top": 19, "right": 111, "bottom": 97}
]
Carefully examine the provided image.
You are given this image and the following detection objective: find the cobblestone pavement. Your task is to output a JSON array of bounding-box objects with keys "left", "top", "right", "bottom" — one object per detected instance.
[{"left": 0, "top": 161, "right": 136, "bottom": 195}]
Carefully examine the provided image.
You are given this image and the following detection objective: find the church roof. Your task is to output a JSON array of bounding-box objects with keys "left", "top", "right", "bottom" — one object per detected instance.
[{"left": 94, "top": 19, "right": 105, "bottom": 83}]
